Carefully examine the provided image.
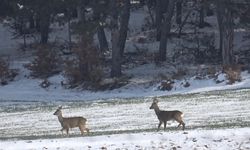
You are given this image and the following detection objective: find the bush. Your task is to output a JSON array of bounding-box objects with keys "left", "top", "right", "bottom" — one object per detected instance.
[
  {"left": 172, "top": 68, "right": 187, "bottom": 80},
  {"left": 158, "top": 79, "right": 175, "bottom": 91},
  {"left": 27, "top": 44, "right": 61, "bottom": 78},
  {"left": 223, "top": 65, "right": 242, "bottom": 84},
  {"left": 64, "top": 38, "right": 103, "bottom": 88},
  {"left": 0, "top": 57, "right": 18, "bottom": 85}
]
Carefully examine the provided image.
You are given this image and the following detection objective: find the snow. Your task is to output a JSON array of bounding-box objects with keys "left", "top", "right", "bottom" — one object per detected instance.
[
  {"left": 1, "top": 61, "right": 250, "bottom": 102},
  {"left": 1, "top": 7, "right": 250, "bottom": 150},
  {"left": 1, "top": 128, "right": 250, "bottom": 150},
  {"left": 1, "top": 8, "right": 250, "bottom": 102}
]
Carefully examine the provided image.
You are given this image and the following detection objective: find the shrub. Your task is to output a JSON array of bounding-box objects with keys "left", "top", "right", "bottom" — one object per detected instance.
[
  {"left": 64, "top": 37, "right": 103, "bottom": 88},
  {"left": 158, "top": 79, "right": 175, "bottom": 91},
  {"left": 0, "top": 57, "right": 18, "bottom": 85},
  {"left": 39, "top": 79, "right": 51, "bottom": 88},
  {"left": 172, "top": 68, "right": 187, "bottom": 80},
  {"left": 223, "top": 65, "right": 242, "bottom": 84},
  {"left": 27, "top": 44, "right": 61, "bottom": 78}
]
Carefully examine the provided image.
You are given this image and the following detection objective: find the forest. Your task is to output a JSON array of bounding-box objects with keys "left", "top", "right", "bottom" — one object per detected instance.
[
  {"left": 1, "top": 1, "right": 250, "bottom": 149},
  {"left": 0, "top": 0, "right": 250, "bottom": 90}
]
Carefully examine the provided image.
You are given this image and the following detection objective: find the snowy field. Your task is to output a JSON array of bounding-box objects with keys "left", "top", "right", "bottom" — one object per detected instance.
[
  {"left": 1, "top": 89, "right": 250, "bottom": 149},
  {"left": 1, "top": 8, "right": 250, "bottom": 150},
  {"left": 1, "top": 128, "right": 250, "bottom": 150}
]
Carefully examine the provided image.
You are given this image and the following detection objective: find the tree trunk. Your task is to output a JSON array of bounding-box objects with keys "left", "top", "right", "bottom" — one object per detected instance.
[
  {"left": 216, "top": 1, "right": 223, "bottom": 61},
  {"left": 158, "top": 0, "right": 175, "bottom": 62},
  {"left": 39, "top": 12, "right": 50, "bottom": 44},
  {"left": 111, "top": 29, "right": 121, "bottom": 77},
  {"left": 199, "top": 0, "right": 205, "bottom": 28},
  {"left": 216, "top": 0, "right": 234, "bottom": 65},
  {"left": 97, "top": 25, "right": 109, "bottom": 52},
  {"left": 176, "top": 0, "right": 182, "bottom": 25},
  {"left": 110, "top": 1, "right": 121, "bottom": 77},
  {"left": 155, "top": 0, "right": 163, "bottom": 41},
  {"left": 222, "top": 8, "right": 234, "bottom": 65},
  {"left": 68, "top": 16, "right": 72, "bottom": 49},
  {"left": 147, "top": 3, "right": 155, "bottom": 26},
  {"left": 35, "top": 15, "right": 40, "bottom": 32},
  {"left": 77, "top": 6, "right": 85, "bottom": 22},
  {"left": 118, "top": 0, "right": 130, "bottom": 56},
  {"left": 29, "top": 15, "right": 35, "bottom": 29}
]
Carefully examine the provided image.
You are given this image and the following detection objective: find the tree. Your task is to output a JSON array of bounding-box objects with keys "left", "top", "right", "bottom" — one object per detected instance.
[
  {"left": 110, "top": 0, "right": 130, "bottom": 77},
  {"left": 199, "top": 0, "right": 205, "bottom": 28},
  {"left": 0, "top": 0, "right": 15, "bottom": 18},
  {"left": 158, "top": 0, "right": 175, "bottom": 62},
  {"left": 155, "top": 0, "right": 168, "bottom": 41},
  {"left": 176, "top": 0, "right": 183, "bottom": 25},
  {"left": 216, "top": 0, "right": 234, "bottom": 65},
  {"left": 91, "top": 0, "right": 109, "bottom": 53}
]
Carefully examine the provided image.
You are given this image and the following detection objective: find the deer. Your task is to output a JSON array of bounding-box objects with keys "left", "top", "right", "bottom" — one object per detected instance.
[
  {"left": 149, "top": 98, "right": 185, "bottom": 131},
  {"left": 53, "top": 106, "right": 89, "bottom": 135}
]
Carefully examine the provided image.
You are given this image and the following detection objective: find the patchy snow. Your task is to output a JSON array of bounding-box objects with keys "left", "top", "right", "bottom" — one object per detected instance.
[
  {"left": 1, "top": 87, "right": 250, "bottom": 139},
  {"left": 1, "top": 128, "right": 250, "bottom": 150},
  {"left": 1, "top": 59, "right": 250, "bottom": 102},
  {"left": 1, "top": 11, "right": 250, "bottom": 102},
  {"left": 1, "top": 7, "right": 250, "bottom": 150}
]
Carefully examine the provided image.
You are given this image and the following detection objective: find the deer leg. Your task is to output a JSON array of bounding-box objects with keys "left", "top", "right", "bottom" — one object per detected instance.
[
  {"left": 177, "top": 123, "right": 182, "bottom": 128},
  {"left": 176, "top": 120, "right": 185, "bottom": 130},
  {"left": 66, "top": 128, "right": 69, "bottom": 136},
  {"left": 157, "top": 121, "right": 162, "bottom": 131},
  {"left": 79, "top": 125, "right": 90, "bottom": 135},
  {"left": 60, "top": 128, "right": 64, "bottom": 135},
  {"left": 79, "top": 126, "right": 84, "bottom": 135},
  {"left": 164, "top": 121, "right": 167, "bottom": 131},
  {"left": 182, "top": 121, "right": 185, "bottom": 130},
  {"left": 85, "top": 128, "right": 90, "bottom": 134}
]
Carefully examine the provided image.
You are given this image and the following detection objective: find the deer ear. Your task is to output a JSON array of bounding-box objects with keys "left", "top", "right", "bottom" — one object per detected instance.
[{"left": 153, "top": 98, "right": 158, "bottom": 103}]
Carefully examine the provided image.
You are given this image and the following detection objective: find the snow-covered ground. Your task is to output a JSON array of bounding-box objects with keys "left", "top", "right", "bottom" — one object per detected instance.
[
  {"left": 2, "top": 128, "right": 250, "bottom": 150},
  {"left": 1, "top": 88, "right": 250, "bottom": 149},
  {"left": 1, "top": 8, "right": 250, "bottom": 150}
]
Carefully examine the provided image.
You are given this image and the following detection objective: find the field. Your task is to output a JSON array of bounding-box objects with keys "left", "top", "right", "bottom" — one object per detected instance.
[{"left": 1, "top": 89, "right": 250, "bottom": 149}]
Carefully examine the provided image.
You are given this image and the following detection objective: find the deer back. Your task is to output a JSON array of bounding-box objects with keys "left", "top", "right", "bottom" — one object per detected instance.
[
  {"left": 157, "top": 110, "right": 183, "bottom": 121},
  {"left": 62, "top": 117, "right": 87, "bottom": 128}
]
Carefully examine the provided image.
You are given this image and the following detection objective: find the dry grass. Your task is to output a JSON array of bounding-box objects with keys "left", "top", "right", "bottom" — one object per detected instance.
[
  {"left": 27, "top": 44, "right": 61, "bottom": 78},
  {"left": 0, "top": 57, "right": 18, "bottom": 85},
  {"left": 64, "top": 37, "right": 103, "bottom": 88},
  {"left": 223, "top": 65, "right": 242, "bottom": 84}
]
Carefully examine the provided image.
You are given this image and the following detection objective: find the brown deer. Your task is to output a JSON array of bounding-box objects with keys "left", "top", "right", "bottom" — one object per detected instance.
[
  {"left": 150, "top": 98, "right": 185, "bottom": 131},
  {"left": 53, "top": 106, "right": 89, "bottom": 135}
]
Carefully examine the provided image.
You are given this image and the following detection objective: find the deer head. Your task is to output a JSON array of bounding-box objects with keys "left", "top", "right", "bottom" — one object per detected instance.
[
  {"left": 53, "top": 106, "right": 62, "bottom": 116},
  {"left": 150, "top": 98, "right": 159, "bottom": 109}
]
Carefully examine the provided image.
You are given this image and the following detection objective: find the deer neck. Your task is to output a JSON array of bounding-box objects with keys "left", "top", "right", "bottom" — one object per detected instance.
[
  {"left": 57, "top": 114, "right": 64, "bottom": 125},
  {"left": 154, "top": 105, "right": 161, "bottom": 115}
]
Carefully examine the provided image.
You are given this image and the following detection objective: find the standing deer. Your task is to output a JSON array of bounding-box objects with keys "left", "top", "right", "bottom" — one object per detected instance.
[
  {"left": 53, "top": 106, "right": 89, "bottom": 135},
  {"left": 150, "top": 98, "right": 185, "bottom": 131}
]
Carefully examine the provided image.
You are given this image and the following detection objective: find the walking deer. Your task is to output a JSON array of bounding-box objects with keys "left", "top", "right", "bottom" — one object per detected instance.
[
  {"left": 150, "top": 98, "right": 185, "bottom": 131},
  {"left": 53, "top": 106, "right": 89, "bottom": 135}
]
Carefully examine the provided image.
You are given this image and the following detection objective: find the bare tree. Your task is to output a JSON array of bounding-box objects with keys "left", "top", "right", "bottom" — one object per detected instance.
[
  {"left": 92, "top": 0, "right": 109, "bottom": 53},
  {"left": 199, "top": 0, "right": 205, "bottom": 28},
  {"left": 155, "top": 0, "right": 168, "bottom": 41},
  {"left": 176, "top": 0, "right": 183, "bottom": 25},
  {"left": 216, "top": 0, "right": 234, "bottom": 65},
  {"left": 158, "top": 0, "right": 175, "bottom": 62},
  {"left": 119, "top": 0, "right": 130, "bottom": 56},
  {"left": 110, "top": 0, "right": 130, "bottom": 77},
  {"left": 97, "top": 25, "right": 109, "bottom": 52}
]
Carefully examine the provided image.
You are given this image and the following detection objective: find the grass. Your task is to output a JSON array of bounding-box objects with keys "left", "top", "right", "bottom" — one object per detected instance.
[
  {"left": 1, "top": 122, "right": 250, "bottom": 141},
  {"left": 1, "top": 88, "right": 250, "bottom": 141}
]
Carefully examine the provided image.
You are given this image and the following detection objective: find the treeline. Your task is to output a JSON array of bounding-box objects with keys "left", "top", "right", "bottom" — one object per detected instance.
[{"left": 0, "top": 0, "right": 250, "bottom": 89}]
